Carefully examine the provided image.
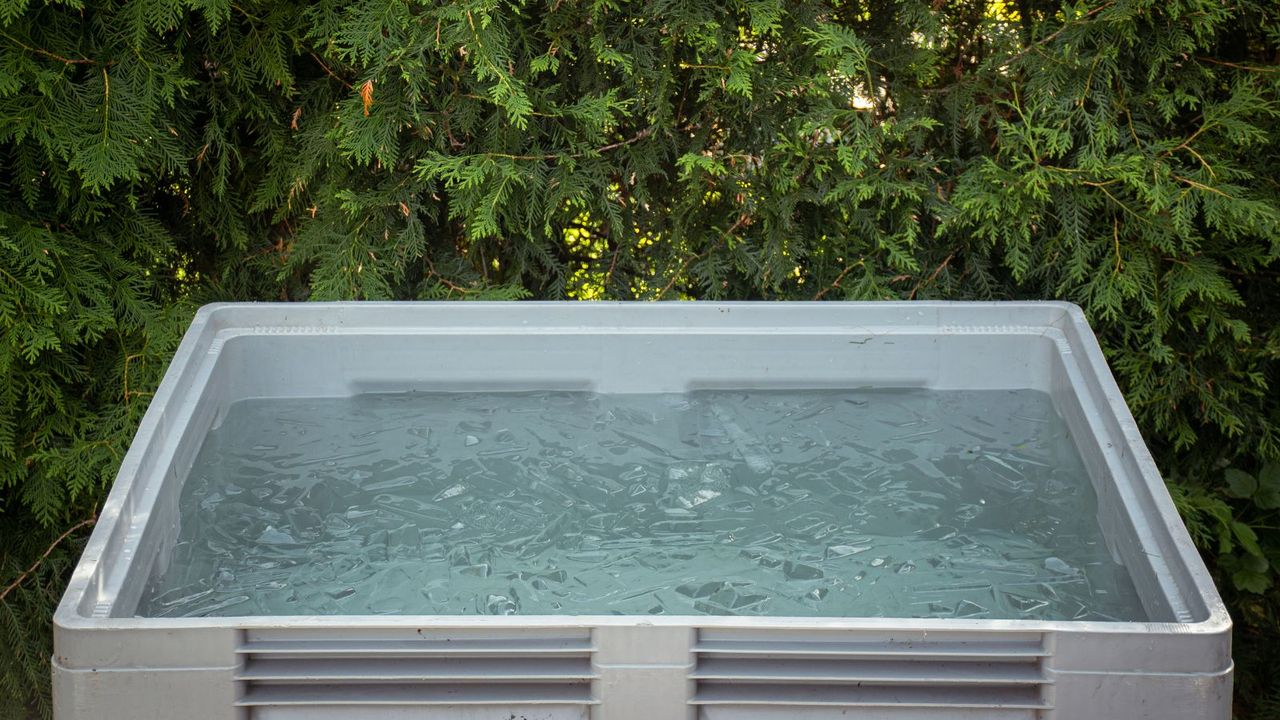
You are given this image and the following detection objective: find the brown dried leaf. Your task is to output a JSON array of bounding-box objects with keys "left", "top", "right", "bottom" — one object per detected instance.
[{"left": 360, "top": 80, "right": 374, "bottom": 117}]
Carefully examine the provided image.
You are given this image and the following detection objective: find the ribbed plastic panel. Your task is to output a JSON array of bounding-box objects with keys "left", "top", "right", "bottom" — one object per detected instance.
[
  {"left": 691, "top": 630, "right": 1051, "bottom": 719},
  {"left": 234, "top": 630, "right": 597, "bottom": 719}
]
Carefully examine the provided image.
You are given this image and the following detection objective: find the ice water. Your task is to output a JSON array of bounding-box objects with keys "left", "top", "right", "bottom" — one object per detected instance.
[{"left": 137, "top": 389, "right": 1146, "bottom": 620}]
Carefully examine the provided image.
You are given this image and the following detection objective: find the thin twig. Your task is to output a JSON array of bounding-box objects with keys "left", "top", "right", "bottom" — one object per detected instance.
[
  {"left": 1112, "top": 217, "right": 1123, "bottom": 273},
  {"left": 909, "top": 253, "right": 954, "bottom": 300},
  {"left": 122, "top": 352, "right": 142, "bottom": 402},
  {"left": 0, "top": 514, "right": 97, "bottom": 603},
  {"left": 657, "top": 214, "right": 749, "bottom": 299},
  {"left": 593, "top": 127, "right": 654, "bottom": 154},
  {"left": 1177, "top": 143, "right": 1213, "bottom": 177},
  {"left": 604, "top": 243, "right": 622, "bottom": 289},
  {"left": 425, "top": 256, "right": 474, "bottom": 297},
  {"left": 470, "top": 127, "right": 656, "bottom": 162},
  {"left": 996, "top": 2, "right": 1115, "bottom": 69},
  {"left": 0, "top": 30, "right": 95, "bottom": 65},
  {"left": 1174, "top": 174, "right": 1230, "bottom": 198},
  {"left": 310, "top": 52, "right": 352, "bottom": 89},
  {"left": 100, "top": 67, "right": 109, "bottom": 142},
  {"left": 1195, "top": 57, "right": 1279, "bottom": 73},
  {"left": 1170, "top": 121, "right": 1212, "bottom": 155},
  {"left": 722, "top": 213, "right": 751, "bottom": 238},
  {"left": 656, "top": 251, "right": 707, "bottom": 299},
  {"left": 1091, "top": 183, "right": 1151, "bottom": 226},
  {"left": 812, "top": 262, "right": 860, "bottom": 300}
]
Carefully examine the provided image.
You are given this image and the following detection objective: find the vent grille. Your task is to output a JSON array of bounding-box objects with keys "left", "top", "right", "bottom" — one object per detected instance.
[
  {"left": 234, "top": 631, "right": 596, "bottom": 715},
  {"left": 691, "top": 631, "right": 1051, "bottom": 717}
]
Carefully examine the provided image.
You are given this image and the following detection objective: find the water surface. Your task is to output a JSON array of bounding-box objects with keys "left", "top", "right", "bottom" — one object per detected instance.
[{"left": 137, "top": 389, "right": 1146, "bottom": 620}]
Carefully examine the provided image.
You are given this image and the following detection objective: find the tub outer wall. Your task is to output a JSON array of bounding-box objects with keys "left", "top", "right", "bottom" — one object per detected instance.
[{"left": 53, "top": 302, "right": 1232, "bottom": 719}]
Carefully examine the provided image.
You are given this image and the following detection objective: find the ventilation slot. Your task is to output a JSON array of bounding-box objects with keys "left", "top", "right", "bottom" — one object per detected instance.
[
  {"left": 691, "top": 631, "right": 1051, "bottom": 719},
  {"left": 235, "top": 631, "right": 596, "bottom": 719}
]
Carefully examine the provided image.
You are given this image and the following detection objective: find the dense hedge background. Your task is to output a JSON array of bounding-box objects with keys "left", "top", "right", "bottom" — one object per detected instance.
[{"left": 0, "top": 0, "right": 1277, "bottom": 716}]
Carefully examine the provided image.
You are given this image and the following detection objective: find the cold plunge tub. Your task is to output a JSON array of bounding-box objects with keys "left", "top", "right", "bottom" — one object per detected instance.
[{"left": 53, "top": 302, "right": 1231, "bottom": 720}]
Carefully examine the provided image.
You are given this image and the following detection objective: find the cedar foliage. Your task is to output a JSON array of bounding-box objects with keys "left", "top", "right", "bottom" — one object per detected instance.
[{"left": 0, "top": 0, "right": 1278, "bottom": 715}]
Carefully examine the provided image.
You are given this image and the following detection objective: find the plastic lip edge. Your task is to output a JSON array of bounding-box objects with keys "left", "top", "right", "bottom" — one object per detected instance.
[{"left": 52, "top": 300, "right": 1229, "bottom": 637}]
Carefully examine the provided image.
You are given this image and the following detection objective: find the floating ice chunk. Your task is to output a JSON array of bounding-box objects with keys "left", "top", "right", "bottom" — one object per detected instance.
[
  {"left": 484, "top": 594, "right": 517, "bottom": 615},
  {"left": 458, "top": 563, "right": 491, "bottom": 577},
  {"left": 435, "top": 483, "right": 467, "bottom": 501},
  {"left": 1044, "top": 557, "right": 1077, "bottom": 575},
  {"left": 1005, "top": 592, "right": 1051, "bottom": 613},
  {"left": 710, "top": 404, "right": 775, "bottom": 474},
  {"left": 285, "top": 507, "right": 321, "bottom": 535},
  {"left": 619, "top": 465, "right": 648, "bottom": 483},
  {"left": 185, "top": 595, "right": 251, "bottom": 615},
  {"left": 464, "top": 435, "right": 480, "bottom": 446},
  {"left": 151, "top": 587, "right": 214, "bottom": 608},
  {"left": 255, "top": 526, "right": 297, "bottom": 545},
  {"left": 783, "top": 561, "right": 824, "bottom": 580},
  {"left": 388, "top": 525, "right": 420, "bottom": 549},
  {"left": 363, "top": 475, "right": 420, "bottom": 492},
  {"left": 676, "top": 581, "right": 725, "bottom": 598},
  {"left": 700, "top": 464, "right": 729, "bottom": 484},
  {"left": 678, "top": 489, "right": 721, "bottom": 508}
]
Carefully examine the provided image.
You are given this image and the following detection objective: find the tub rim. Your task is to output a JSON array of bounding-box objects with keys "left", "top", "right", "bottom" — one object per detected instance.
[{"left": 53, "top": 300, "right": 1230, "bottom": 637}]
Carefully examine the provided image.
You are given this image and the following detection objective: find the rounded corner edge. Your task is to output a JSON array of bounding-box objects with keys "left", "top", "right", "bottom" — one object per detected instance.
[
  {"left": 51, "top": 601, "right": 93, "bottom": 634},
  {"left": 1191, "top": 603, "right": 1234, "bottom": 637},
  {"left": 192, "top": 301, "right": 238, "bottom": 324},
  {"left": 1042, "top": 299, "right": 1088, "bottom": 321}
]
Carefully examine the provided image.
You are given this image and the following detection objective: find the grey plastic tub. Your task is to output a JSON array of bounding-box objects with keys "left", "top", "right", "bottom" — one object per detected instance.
[{"left": 54, "top": 302, "right": 1231, "bottom": 719}]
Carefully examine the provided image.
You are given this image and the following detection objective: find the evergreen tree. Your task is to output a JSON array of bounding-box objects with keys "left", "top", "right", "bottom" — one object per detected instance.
[{"left": 0, "top": 0, "right": 1277, "bottom": 715}]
